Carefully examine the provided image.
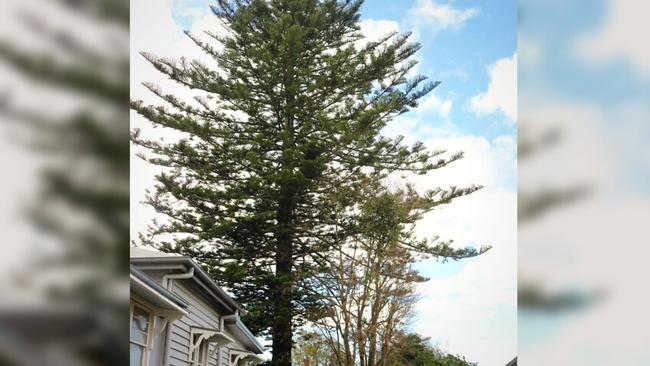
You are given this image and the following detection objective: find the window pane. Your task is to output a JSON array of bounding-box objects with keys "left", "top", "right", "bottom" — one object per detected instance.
[
  {"left": 199, "top": 342, "right": 207, "bottom": 363},
  {"left": 130, "top": 343, "right": 144, "bottom": 366},
  {"left": 131, "top": 330, "right": 147, "bottom": 344},
  {"left": 131, "top": 306, "right": 150, "bottom": 343}
]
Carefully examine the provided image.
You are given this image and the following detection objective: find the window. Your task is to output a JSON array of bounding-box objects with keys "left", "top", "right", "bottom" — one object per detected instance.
[
  {"left": 130, "top": 303, "right": 153, "bottom": 366},
  {"left": 190, "top": 332, "right": 210, "bottom": 366}
]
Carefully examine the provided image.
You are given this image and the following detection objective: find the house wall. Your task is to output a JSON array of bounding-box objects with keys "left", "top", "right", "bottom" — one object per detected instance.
[{"left": 141, "top": 272, "right": 249, "bottom": 366}]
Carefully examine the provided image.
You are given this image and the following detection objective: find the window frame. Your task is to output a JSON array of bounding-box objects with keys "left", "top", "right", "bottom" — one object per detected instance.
[
  {"left": 190, "top": 329, "right": 212, "bottom": 366},
  {"left": 130, "top": 300, "right": 155, "bottom": 366}
]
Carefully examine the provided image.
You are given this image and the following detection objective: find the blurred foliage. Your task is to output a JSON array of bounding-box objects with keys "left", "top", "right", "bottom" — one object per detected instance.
[
  {"left": 0, "top": 0, "right": 128, "bottom": 301},
  {"left": 0, "top": 0, "right": 128, "bottom": 364},
  {"left": 518, "top": 126, "right": 589, "bottom": 223},
  {"left": 518, "top": 124, "right": 597, "bottom": 313},
  {"left": 518, "top": 283, "right": 604, "bottom": 313}
]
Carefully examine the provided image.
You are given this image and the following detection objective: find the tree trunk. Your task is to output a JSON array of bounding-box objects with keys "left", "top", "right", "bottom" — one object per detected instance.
[
  {"left": 272, "top": 179, "right": 295, "bottom": 366},
  {"left": 272, "top": 234, "right": 294, "bottom": 365},
  {"left": 272, "top": 264, "right": 293, "bottom": 366}
]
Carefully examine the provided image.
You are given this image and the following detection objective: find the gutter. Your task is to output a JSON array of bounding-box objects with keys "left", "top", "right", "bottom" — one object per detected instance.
[
  {"left": 130, "top": 265, "right": 188, "bottom": 310},
  {"left": 129, "top": 274, "right": 188, "bottom": 316},
  {"left": 222, "top": 313, "right": 265, "bottom": 354},
  {"left": 162, "top": 267, "right": 195, "bottom": 289},
  {"left": 131, "top": 257, "right": 247, "bottom": 316}
]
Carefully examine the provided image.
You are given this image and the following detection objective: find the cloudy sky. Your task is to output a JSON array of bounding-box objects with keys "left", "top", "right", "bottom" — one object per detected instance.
[
  {"left": 518, "top": 0, "right": 650, "bottom": 365},
  {"left": 130, "top": 1, "right": 517, "bottom": 365}
]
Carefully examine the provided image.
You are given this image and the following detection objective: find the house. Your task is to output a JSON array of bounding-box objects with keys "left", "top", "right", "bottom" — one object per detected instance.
[
  {"left": 505, "top": 357, "right": 517, "bottom": 366},
  {"left": 130, "top": 247, "right": 265, "bottom": 366}
]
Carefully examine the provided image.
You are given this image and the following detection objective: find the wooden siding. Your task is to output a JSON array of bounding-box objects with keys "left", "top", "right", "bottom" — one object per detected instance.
[{"left": 158, "top": 278, "right": 250, "bottom": 366}]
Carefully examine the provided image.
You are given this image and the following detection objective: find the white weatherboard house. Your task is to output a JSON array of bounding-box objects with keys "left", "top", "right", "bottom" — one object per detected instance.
[{"left": 130, "top": 247, "right": 265, "bottom": 366}]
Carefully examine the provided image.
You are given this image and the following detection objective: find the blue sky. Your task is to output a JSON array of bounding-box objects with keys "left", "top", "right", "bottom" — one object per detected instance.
[
  {"left": 348, "top": 3, "right": 517, "bottom": 364},
  {"left": 519, "top": 0, "right": 650, "bottom": 105},
  {"left": 171, "top": 0, "right": 517, "bottom": 140},
  {"left": 361, "top": 0, "right": 516, "bottom": 139},
  {"left": 132, "top": 1, "right": 518, "bottom": 365}
]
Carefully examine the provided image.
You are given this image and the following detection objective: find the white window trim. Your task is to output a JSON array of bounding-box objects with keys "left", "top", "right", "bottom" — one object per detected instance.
[{"left": 130, "top": 301, "right": 155, "bottom": 366}]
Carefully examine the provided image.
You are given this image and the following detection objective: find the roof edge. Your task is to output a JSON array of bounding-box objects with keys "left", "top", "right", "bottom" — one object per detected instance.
[
  {"left": 223, "top": 314, "right": 265, "bottom": 354},
  {"left": 130, "top": 256, "right": 247, "bottom": 316},
  {"left": 130, "top": 267, "right": 189, "bottom": 314}
]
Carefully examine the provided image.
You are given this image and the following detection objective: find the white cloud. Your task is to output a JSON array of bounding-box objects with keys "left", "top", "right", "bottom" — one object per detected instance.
[
  {"left": 381, "top": 96, "right": 455, "bottom": 148},
  {"left": 171, "top": 0, "right": 212, "bottom": 23},
  {"left": 574, "top": 0, "right": 650, "bottom": 78},
  {"left": 409, "top": 0, "right": 479, "bottom": 33},
  {"left": 358, "top": 19, "right": 400, "bottom": 44},
  {"left": 470, "top": 53, "right": 517, "bottom": 123},
  {"left": 130, "top": 0, "right": 224, "bottom": 240},
  {"left": 382, "top": 115, "right": 421, "bottom": 143},
  {"left": 419, "top": 92, "right": 453, "bottom": 119},
  {"left": 413, "top": 189, "right": 517, "bottom": 366},
  {"left": 385, "top": 120, "right": 517, "bottom": 365},
  {"left": 518, "top": 101, "right": 611, "bottom": 196},
  {"left": 406, "top": 132, "right": 517, "bottom": 366},
  {"left": 412, "top": 133, "right": 516, "bottom": 190}
]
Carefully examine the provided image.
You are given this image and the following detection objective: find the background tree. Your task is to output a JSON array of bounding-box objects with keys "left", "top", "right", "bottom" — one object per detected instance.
[
  {"left": 293, "top": 331, "right": 336, "bottom": 366},
  {"left": 308, "top": 181, "right": 488, "bottom": 366},
  {"left": 131, "top": 0, "right": 482, "bottom": 364},
  {"left": 386, "top": 332, "right": 477, "bottom": 366}
]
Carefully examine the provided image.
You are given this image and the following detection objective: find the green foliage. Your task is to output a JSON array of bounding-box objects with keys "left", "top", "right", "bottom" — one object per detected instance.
[
  {"left": 386, "top": 333, "right": 439, "bottom": 366},
  {"left": 305, "top": 179, "right": 489, "bottom": 366},
  {"left": 386, "top": 333, "right": 477, "bottom": 366},
  {"left": 357, "top": 180, "right": 489, "bottom": 262},
  {"left": 435, "top": 354, "right": 479, "bottom": 366}
]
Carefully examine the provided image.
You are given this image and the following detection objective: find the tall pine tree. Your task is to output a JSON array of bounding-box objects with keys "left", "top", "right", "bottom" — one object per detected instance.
[{"left": 131, "top": 0, "right": 479, "bottom": 364}]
